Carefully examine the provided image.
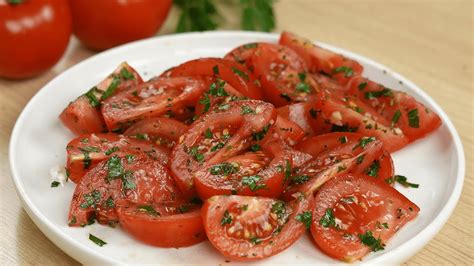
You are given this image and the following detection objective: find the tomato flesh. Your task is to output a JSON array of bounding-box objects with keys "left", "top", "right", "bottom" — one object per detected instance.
[
  {"left": 66, "top": 133, "right": 169, "bottom": 183},
  {"left": 279, "top": 31, "right": 363, "bottom": 85},
  {"left": 101, "top": 77, "right": 206, "bottom": 131},
  {"left": 202, "top": 195, "right": 314, "bottom": 261},
  {"left": 116, "top": 200, "right": 206, "bottom": 247},
  {"left": 166, "top": 58, "right": 263, "bottom": 100},
  {"left": 170, "top": 100, "right": 276, "bottom": 197},
  {"left": 68, "top": 151, "right": 181, "bottom": 227},
  {"left": 60, "top": 62, "right": 143, "bottom": 135},
  {"left": 311, "top": 173, "right": 419, "bottom": 262}
]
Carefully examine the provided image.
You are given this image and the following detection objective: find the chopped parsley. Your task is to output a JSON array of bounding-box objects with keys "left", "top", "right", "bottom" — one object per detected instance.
[
  {"left": 208, "top": 79, "right": 228, "bottom": 97},
  {"left": 249, "top": 236, "right": 262, "bottom": 245},
  {"left": 104, "top": 146, "right": 119, "bottom": 156},
  {"left": 331, "top": 123, "right": 358, "bottom": 133},
  {"left": 243, "top": 43, "right": 258, "bottom": 49},
  {"left": 358, "top": 231, "right": 385, "bottom": 252},
  {"left": 79, "top": 146, "right": 100, "bottom": 153},
  {"left": 295, "top": 211, "right": 312, "bottom": 229},
  {"left": 210, "top": 142, "right": 225, "bottom": 152},
  {"left": 339, "top": 136, "right": 348, "bottom": 144},
  {"left": 353, "top": 136, "right": 376, "bottom": 150},
  {"left": 407, "top": 108, "right": 419, "bottom": 128},
  {"left": 291, "top": 175, "right": 310, "bottom": 185},
  {"left": 89, "top": 234, "right": 107, "bottom": 247},
  {"left": 209, "top": 162, "right": 238, "bottom": 175},
  {"left": 358, "top": 82, "right": 367, "bottom": 90},
  {"left": 188, "top": 146, "right": 204, "bottom": 162},
  {"left": 221, "top": 210, "right": 232, "bottom": 225},
  {"left": 50, "top": 181, "right": 60, "bottom": 188},
  {"left": 386, "top": 175, "right": 419, "bottom": 188},
  {"left": 333, "top": 66, "right": 354, "bottom": 78},
  {"left": 252, "top": 125, "right": 270, "bottom": 141},
  {"left": 391, "top": 110, "right": 401, "bottom": 127},
  {"left": 212, "top": 65, "right": 219, "bottom": 75},
  {"left": 319, "top": 208, "right": 336, "bottom": 228},
  {"left": 101, "top": 75, "right": 121, "bottom": 100},
  {"left": 106, "top": 155, "right": 124, "bottom": 181},
  {"left": 364, "top": 88, "right": 393, "bottom": 99},
  {"left": 80, "top": 190, "right": 101, "bottom": 209},
  {"left": 356, "top": 154, "right": 365, "bottom": 164},
  {"left": 296, "top": 82, "right": 311, "bottom": 93},
  {"left": 365, "top": 160, "right": 380, "bottom": 177},
  {"left": 241, "top": 175, "right": 266, "bottom": 191},
  {"left": 231, "top": 66, "right": 249, "bottom": 80},
  {"left": 125, "top": 154, "right": 135, "bottom": 164},
  {"left": 271, "top": 201, "right": 287, "bottom": 220},
  {"left": 121, "top": 171, "right": 136, "bottom": 190},
  {"left": 137, "top": 205, "right": 160, "bottom": 216},
  {"left": 84, "top": 87, "right": 101, "bottom": 107},
  {"left": 199, "top": 94, "right": 211, "bottom": 112},
  {"left": 284, "top": 160, "right": 292, "bottom": 183},
  {"left": 241, "top": 105, "right": 256, "bottom": 115},
  {"left": 204, "top": 128, "right": 213, "bottom": 139},
  {"left": 250, "top": 144, "right": 261, "bottom": 152},
  {"left": 135, "top": 133, "right": 149, "bottom": 140},
  {"left": 120, "top": 67, "right": 135, "bottom": 80}
]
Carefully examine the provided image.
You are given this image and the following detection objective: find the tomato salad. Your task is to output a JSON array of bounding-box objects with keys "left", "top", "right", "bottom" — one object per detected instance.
[{"left": 58, "top": 31, "right": 440, "bottom": 262}]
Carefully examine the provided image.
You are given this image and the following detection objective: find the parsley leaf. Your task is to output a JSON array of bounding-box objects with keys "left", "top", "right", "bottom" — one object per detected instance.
[
  {"left": 241, "top": 175, "right": 266, "bottom": 191},
  {"left": 137, "top": 205, "right": 160, "bottom": 216},
  {"left": 333, "top": 66, "right": 354, "bottom": 78},
  {"left": 407, "top": 108, "right": 420, "bottom": 128},
  {"left": 365, "top": 160, "right": 380, "bottom": 177},
  {"left": 386, "top": 175, "right": 419, "bottom": 188},
  {"left": 241, "top": 105, "right": 256, "bottom": 115},
  {"left": 291, "top": 175, "right": 310, "bottom": 185},
  {"left": 89, "top": 234, "right": 107, "bottom": 247},
  {"left": 364, "top": 88, "right": 393, "bottom": 99},
  {"left": 50, "top": 181, "right": 60, "bottom": 188},
  {"left": 221, "top": 210, "right": 232, "bottom": 225},
  {"left": 271, "top": 201, "right": 287, "bottom": 220},
  {"left": 358, "top": 231, "right": 385, "bottom": 252},
  {"left": 101, "top": 75, "right": 121, "bottom": 100},
  {"left": 319, "top": 208, "right": 336, "bottom": 228},
  {"left": 209, "top": 162, "right": 238, "bottom": 175},
  {"left": 295, "top": 211, "right": 312, "bottom": 229},
  {"left": 391, "top": 110, "right": 402, "bottom": 127},
  {"left": 107, "top": 155, "right": 124, "bottom": 181},
  {"left": 353, "top": 137, "right": 376, "bottom": 150}
]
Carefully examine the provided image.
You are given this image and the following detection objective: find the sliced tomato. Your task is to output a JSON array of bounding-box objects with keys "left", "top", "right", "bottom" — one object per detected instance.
[
  {"left": 224, "top": 42, "right": 259, "bottom": 68},
  {"left": 202, "top": 194, "right": 314, "bottom": 261},
  {"left": 251, "top": 43, "right": 324, "bottom": 106},
  {"left": 59, "top": 62, "right": 142, "bottom": 135},
  {"left": 124, "top": 117, "right": 188, "bottom": 149},
  {"left": 311, "top": 173, "right": 419, "bottom": 262},
  {"left": 68, "top": 150, "right": 181, "bottom": 227},
  {"left": 170, "top": 100, "right": 276, "bottom": 197},
  {"left": 308, "top": 94, "right": 409, "bottom": 152},
  {"left": 283, "top": 135, "right": 384, "bottom": 200},
  {"left": 65, "top": 133, "right": 169, "bottom": 183},
  {"left": 194, "top": 139, "right": 294, "bottom": 199},
  {"left": 295, "top": 132, "right": 394, "bottom": 181},
  {"left": 115, "top": 200, "right": 205, "bottom": 247},
  {"left": 166, "top": 58, "right": 262, "bottom": 100},
  {"left": 346, "top": 76, "right": 441, "bottom": 142},
  {"left": 279, "top": 31, "right": 363, "bottom": 85},
  {"left": 101, "top": 76, "right": 206, "bottom": 131}
]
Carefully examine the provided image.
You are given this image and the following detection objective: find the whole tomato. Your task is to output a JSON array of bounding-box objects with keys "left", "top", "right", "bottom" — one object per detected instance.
[
  {"left": 69, "top": 0, "right": 173, "bottom": 51},
  {"left": 0, "top": 0, "right": 72, "bottom": 79}
]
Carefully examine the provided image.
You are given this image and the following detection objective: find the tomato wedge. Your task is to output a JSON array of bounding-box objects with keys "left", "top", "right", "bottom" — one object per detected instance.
[
  {"left": 101, "top": 76, "right": 206, "bottom": 131},
  {"left": 224, "top": 42, "right": 259, "bottom": 68},
  {"left": 252, "top": 43, "right": 323, "bottom": 106},
  {"left": 124, "top": 117, "right": 188, "bottom": 149},
  {"left": 170, "top": 100, "right": 276, "bottom": 197},
  {"left": 272, "top": 115, "right": 306, "bottom": 146},
  {"left": 166, "top": 58, "right": 262, "bottom": 100},
  {"left": 346, "top": 76, "right": 441, "bottom": 142},
  {"left": 66, "top": 133, "right": 169, "bottom": 184},
  {"left": 68, "top": 150, "right": 181, "bottom": 227},
  {"left": 194, "top": 139, "right": 295, "bottom": 199},
  {"left": 295, "top": 132, "right": 394, "bottom": 181},
  {"left": 202, "top": 194, "right": 314, "bottom": 261},
  {"left": 283, "top": 135, "right": 384, "bottom": 200},
  {"left": 279, "top": 31, "right": 363, "bottom": 85},
  {"left": 60, "top": 62, "right": 142, "bottom": 135},
  {"left": 116, "top": 200, "right": 206, "bottom": 247},
  {"left": 311, "top": 173, "right": 419, "bottom": 262}
]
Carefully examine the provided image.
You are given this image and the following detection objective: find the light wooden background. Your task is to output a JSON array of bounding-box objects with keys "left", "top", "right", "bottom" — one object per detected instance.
[{"left": 1, "top": 0, "right": 472, "bottom": 264}]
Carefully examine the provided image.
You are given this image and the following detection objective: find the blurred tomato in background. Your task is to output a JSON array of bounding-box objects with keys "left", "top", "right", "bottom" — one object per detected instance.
[
  {"left": 69, "top": 0, "right": 173, "bottom": 51},
  {"left": 0, "top": 0, "right": 72, "bottom": 79}
]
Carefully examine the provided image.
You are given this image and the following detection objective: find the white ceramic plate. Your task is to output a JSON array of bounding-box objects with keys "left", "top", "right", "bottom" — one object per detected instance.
[{"left": 9, "top": 31, "right": 465, "bottom": 265}]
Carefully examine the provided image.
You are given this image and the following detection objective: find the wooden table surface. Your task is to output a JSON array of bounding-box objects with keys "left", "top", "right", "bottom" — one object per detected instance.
[{"left": 1, "top": 1, "right": 472, "bottom": 264}]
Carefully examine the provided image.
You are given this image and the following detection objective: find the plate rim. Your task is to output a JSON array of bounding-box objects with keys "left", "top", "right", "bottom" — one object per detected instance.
[{"left": 9, "top": 30, "right": 466, "bottom": 264}]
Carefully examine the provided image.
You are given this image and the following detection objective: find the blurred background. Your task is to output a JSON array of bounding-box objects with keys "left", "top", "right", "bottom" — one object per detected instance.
[{"left": 1, "top": 0, "right": 472, "bottom": 265}]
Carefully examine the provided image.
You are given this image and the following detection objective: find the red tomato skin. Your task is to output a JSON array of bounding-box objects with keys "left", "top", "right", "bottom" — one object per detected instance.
[
  {"left": 279, "top": 31, "right": 363, "bottom": 85},
  {"left": 272, "top": 115, "right": 306, "bottom": 145},
  {"left": 68, "top": 151, "right": 180, "bottom": 227},
  {"left": 202, "top": 195, "right": 315, "bottom": 261},
  {"left": 166, "top": 58, "right": 263, "bottom": 100},
  {"left": 116, "top": 201, "right": 206, "bottom": 248},
  {"left": 59, "top": 96, "right": 107, "bottom": 135},
  {"left": 68, "top": 0, "right": 172, "bottom": 51},
  {"left": 59, "top": 62, "right": 143, "bottom": 135},
  {"left": 170, "top": 100, "right": 277, "bottom": 198},
  {"left": 66, "top": 133, "right": 169, "bottom": 184},
  {"left": 310, "top": 173, "right": 419, "bottom": 262},
  {"left": 0, "top": 0, "right": 71, "bottom": 79},
  {"left": 346, "top": 76, "right": 442, "bottom": 142}
]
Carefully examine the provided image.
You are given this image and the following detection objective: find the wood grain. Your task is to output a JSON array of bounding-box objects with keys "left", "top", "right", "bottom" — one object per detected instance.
[{"left": 1, "top": 0, "right": 472, "bottom": 264}]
